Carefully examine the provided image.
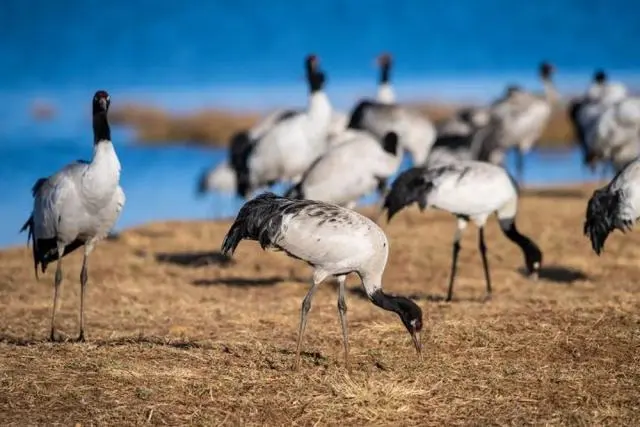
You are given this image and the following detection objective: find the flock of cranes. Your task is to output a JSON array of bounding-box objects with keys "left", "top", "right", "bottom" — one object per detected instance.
[{"left": 17, "top": 53, "right": 640, "bottom": 369}]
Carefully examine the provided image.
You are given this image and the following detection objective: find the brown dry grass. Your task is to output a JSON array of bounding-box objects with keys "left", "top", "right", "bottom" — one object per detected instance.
[
  {"left": 1, "top": 186, "right": 639, "bottom": 425},
  {"left": 112, "top": 103, "right": 575, "bottom": 149}
]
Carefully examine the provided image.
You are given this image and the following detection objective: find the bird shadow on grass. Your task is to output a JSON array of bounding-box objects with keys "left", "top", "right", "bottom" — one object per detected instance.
[
  {"left": 155, "top": 250, "right": 234, "bottom": 268},
  {"left": 0, "top": 333, "right": 213, "bottom": 349},
  {"left": 192, "top": 275, "right": 307, "bottom": 287},
  {"left": 517, "top": 264, "right": 588, "bottom": 284}
]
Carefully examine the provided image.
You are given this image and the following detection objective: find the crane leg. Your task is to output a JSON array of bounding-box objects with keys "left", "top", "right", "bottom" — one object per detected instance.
[
  {"left": 478, "top": 227, "right": 492, "bottom": 301},
  {"left": 294, "top": 274, "right": 323, "bottom": 370},
  {"left": 336, "top": 274, "right": 350, "bottom": 372},
  {"left": 446, "top": 217, "right": 468, "bottom": 302},
  {"left": 77, "top": 242, "right": 95, "bottom": 342},
  {"left": 50, "top": 245, "right": 64, "bottom": 342}
]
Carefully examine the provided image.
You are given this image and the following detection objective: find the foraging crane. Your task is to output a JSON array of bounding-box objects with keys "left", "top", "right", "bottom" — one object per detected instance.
[
  {"left": 476, "top": 62, "right": 559, "bottom": 184},
  {"left": 229, "top": 55, "right": 333, "bottom": 198},
  {"left": 20, "top": 90, "right": 125, "bottom": 342},
  {"left": 584, "top": 157, "right": 640, "bottom": 255},
  {"left": 284, "top": 132, "right": 402, "bottom": 208},
  {"left": 376, "top": 53, "right": 395, "bottom": 104},
  {"left": 221, "top": 192, "right": 423, "bottom": 370},
  {"left": 382, "top": 161, "right": 542, "bottom": 302}
]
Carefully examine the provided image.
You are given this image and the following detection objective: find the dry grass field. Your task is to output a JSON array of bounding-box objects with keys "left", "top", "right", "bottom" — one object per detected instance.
[
  {"left": 1, "top": 186, "right": 639, "bottom": 425},
  {"left": 111, "top": 103, "right": 576, "bottom": 149}
]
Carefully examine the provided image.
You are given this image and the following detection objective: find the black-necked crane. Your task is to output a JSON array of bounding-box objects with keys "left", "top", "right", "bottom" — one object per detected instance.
[
  {"left": 382, "top": 160, "right": 542, "bottom": 302},
  {"left": 220, "top": 192, "right": 423, "bottom": 370},
  {"left": 476, "top": 62, "right": 559, "bottom": 184},
  {"left": 20, "top": 90, "right": 126, "bottom": 342},
  {"left": 226, "top": 54, "right": 333, "bottom": 199}
]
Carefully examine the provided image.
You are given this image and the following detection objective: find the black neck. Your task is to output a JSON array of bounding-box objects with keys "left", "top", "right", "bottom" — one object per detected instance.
[
  {"left": 309, "top": 72, "right": 325, "bottom": 93},
  {"left": 379, "top": 64, "right": 390, "bottom": 84},
  {"left": 499, "top": 219, "right": 541, "bottom": 267},
  {"left": 369, "top": 289, "right": 407, "bottom": 317},
  {"left": 93, "top": 112, "right": 111, "bottom": 144}
]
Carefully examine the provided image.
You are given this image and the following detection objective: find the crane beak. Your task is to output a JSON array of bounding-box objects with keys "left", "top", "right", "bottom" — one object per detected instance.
[
  {"left": 411, "top": 329, "right": 422, "bottom": 358},
  {"left": 99, "top": 97, "right": 108, "bottom": 111}
]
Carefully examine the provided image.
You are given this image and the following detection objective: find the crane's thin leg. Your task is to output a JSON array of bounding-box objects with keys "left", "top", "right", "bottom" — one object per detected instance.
[
  {"left": 478, "top": 227, "right": 492, "bottom": 301},
  {"left": 50, "top": 245, "right": 64, "bottom": 342},
  {"left": 294, "top": 275, "right": 323, "bottom": 370},
  {"left": 77, "top": 242, "right": 94, "bottom": 342},
  {"left": 336, "top": 274, "right": 350, "bottom": 372},
  {"left": 446, "top": 217, "right": 468, "bottom": 302}
]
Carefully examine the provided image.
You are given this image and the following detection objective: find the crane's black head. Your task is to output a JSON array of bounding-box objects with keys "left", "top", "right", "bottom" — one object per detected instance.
[
  {"left": 370, "top": 290, "right": 423, "bottom": 355},
  {"left": 539, "top": 62, "right": 555, "bottom": 80},
  {"left": 377, "top": 52, "right": 392, "bottom": 67},
  {"left": 396, "top": 296, "right": 423, "bottom": 354},
  {"left": 499, "top": 219, "right": 543, "bottom": 280},
  {"left": 383, "top": 168, "right": 430, "bottom": 221},
  {"left": 304, "top": 54, "right": 325, "bottom": 93},
  {"left": 377, "top": 52, "right": 392, "bottom": 83},
  {"left": 305, "top": 54, "right": 319, "bottom": 76},
  {"left": 524, "top": 243, "right": 543, "bottom": 279},
  {"left": 593, "top": 69, "right": 607, "bottom": 84},
  {"left": 93, "top": 90, "right": 110, "bottom": 114}
]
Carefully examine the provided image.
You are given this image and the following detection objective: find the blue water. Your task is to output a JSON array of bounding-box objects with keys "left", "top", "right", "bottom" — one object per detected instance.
[{"left": 0, "top": 0, "right": 637, "bottom": 247}]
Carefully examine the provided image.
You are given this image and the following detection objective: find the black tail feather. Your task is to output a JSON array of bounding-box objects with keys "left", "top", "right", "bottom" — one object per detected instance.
[
  {"left": 567, "top": 99, "right": 590, "bottom": 163},
  {"left": 228, "top": 130, "right": 255, "bottom": 199},
  {"left": 221, "top": 192, "right": 291, "bottom": 256},
  {"left": 20, "top": 215, "right": 39, "bottom": 279},
  {"left": 347, "top": 99, "right": 376, "bottom": 129},
  {"left": 383, "top": 167, "right": 431, "bottom": 221},
  {"left": 20, "top": 216, "right": 85, "bottom": 278},
  {"left": 583, "top": 186, "right": 632, "bottom": 255}
]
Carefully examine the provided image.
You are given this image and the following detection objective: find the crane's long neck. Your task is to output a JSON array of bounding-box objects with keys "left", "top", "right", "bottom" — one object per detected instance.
[
  {"left": 541, "top": 77, "right": 558, "bottom": 106},
  {"left": 360, "top": 273, "right": 405, "bottom": 315},
  {"left": 499, "top": 218, "right": 541, "bottom": 271},
  {"left": 93, "top": 112, "right": 111, "bottom": 145},
  {"left": 307, "top": 91, "right": 332, "bottom": 136},
  {"left": 90, "top": 112, "right": 121, "bottom": 184},
  {"left": 377, "top": 63, "right": 395, "bottom": 104}
]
